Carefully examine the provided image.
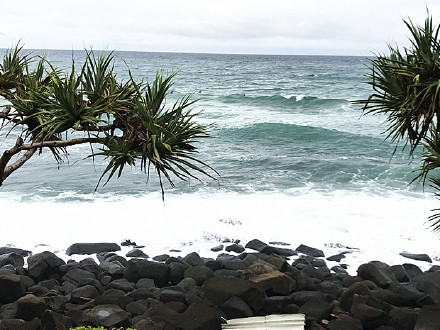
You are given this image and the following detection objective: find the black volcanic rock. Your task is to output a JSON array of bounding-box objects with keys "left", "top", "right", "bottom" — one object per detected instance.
[{"left": 66, "top": 243, "right": 121, "bottom": 256}]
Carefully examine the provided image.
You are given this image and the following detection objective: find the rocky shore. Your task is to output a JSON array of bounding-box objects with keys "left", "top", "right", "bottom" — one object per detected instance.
[{"left": 0, "top": 239, "right": 439, "bottom": 330}]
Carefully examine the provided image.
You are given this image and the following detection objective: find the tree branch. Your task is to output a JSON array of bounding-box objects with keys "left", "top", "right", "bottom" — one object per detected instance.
[
  {"left": 1, "top": 148, "right": 37, "bottom": 183},
  {"left": 75, "top": 124, "right": 115, "bottom": 132},
  {"left": 20, "top": 137, "right": 103, "bottom": 150}
]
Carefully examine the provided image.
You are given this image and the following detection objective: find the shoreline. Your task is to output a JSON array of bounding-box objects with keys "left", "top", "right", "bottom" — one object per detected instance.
[{"left": 1, "top": 239, "right": 439, "bottom": 329}]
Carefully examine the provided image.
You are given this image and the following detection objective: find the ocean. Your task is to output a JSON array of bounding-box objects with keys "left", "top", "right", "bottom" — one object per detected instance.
[{"left": 0, "top": 50, "right": 438, "bottom": 273}]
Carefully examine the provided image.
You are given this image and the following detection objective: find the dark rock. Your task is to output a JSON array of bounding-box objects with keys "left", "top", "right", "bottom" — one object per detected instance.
[
  {"left": 184, "top": 266, "right": 214, "bottom": 285},
  {"left": 339, "top": 281, "right": 373, "bottom": 311},
  {"left": 390, "top": 264, "right": 410, "bottom": 282},
  {"left": 357, "top": 261, "right": 396, "bottom": 288},
  {"left": 373, "top": 282, "right": 428, "bottom": 307},
  {"left": 316, "top": 280, "right": 343, "bottom": 300},
  {"left": 0, "top": 253, "right": 24, "bottom": 268},
  {"left": 27, "top": 251, "right": 65, "bottom": 281},
  {"left": 124, "top": 259, "right": 169, "bottom": 287},
  {"left": 79, "top": 258, "right": 102, "bottom": 275},
  {"left": 388, "top": 306, "right": 419, "bottom": 330},
  {"left": 214, "top": 269, "right": 239, "bottom": 277},
  {"left": 165, "top": 301, "right": 187, "bottom": 313},
  {"left": 169, "top": 262, "right": 190, "bottom": 285},
  {"left": 300, "top": 264, "right": 330, "bottom": 281},
  {"left": 104, "top": 254, "right": 127, "bottom": 266},
  {"left": 15, "top": 294, "right": 47, "bottom": 321},
  {"left": 27, "top": 285, "right": 50, "bottom": 297},
  {"left": 70, "top": 285, "right": 100, "bottom": 303},
  {"left": 99, "top": 260, "right": 125, "bottom": 275},
  {"left": 298, "top": 298, "right": 332, "bottom": 321},
  {"left": 351, "top": 294, "right": 387, "bottom": 327},
  {"left": 289, "top": 290, "right": 330, "bottom": 306},
  {"left": 127, "top": 288, "right": 155, "bottom": 300},
  {"left": 143, "top": 299, "right": 180, "bottom": 327},
  {"left": 183, "top": 252, "right": 204, "bottom": 266},
  {"left": 428, "top": 265, "right": 440, "bottom": 272},
  {"left": 136, "top": 278, "right": 156, "bottom": 289},
  {"left": 403, "top": 263, "right": 423, "bottom": 279},
  {"left": 205, "top": 260, "right": 222, "bottom": 272},
  {"left": 219, "top": 258, "right": 247, "bottom": 271},
  {"left": 43, "top": 295, "right": 68, "bottom": 311},
  {"left": 125, "top": 300, "right": 150, "bottom": 316},
  {"left": 296, "top": 244, "right": 325, "bottom": 258},
  {"left": 311, "top": 258, "right": 327, "bottom": 268},
  {"left": 126, "top": 249, "right": 149, "bottom": 259},
  {"left": 82, "top": 304, "right": 130, "bottom": 328},
  {"left": 263, "top": 296, "right": 295, "bottom": 314},
  {"left": 0, "top": 318, "right": 40, "bottom": 330},
  {"left": 243, "top": 259, "right": 277, "bottom": 279},
  {"left": 211, "top": 244, "right": 224, "bottom": 252},
  {"left": 265, "top": 254, "right": 288, "bottom": 271},
  {"left": 411, "top": 270, "right": 440, "bottom": 304},
  {"left": 327, "top": 314, "right": 363, "bottom": 330},
  {"left": 331, "top": 266, "right": 348, "bottom": 274},
  {"left": 94, "top": 288, "right": 132, "bottom": 309},
  {"left": 153, "top": 254, "right": 170, "bottom": 262},
  {"left": 414, "top": 305, "right": 440, "bottom": 330},
  {"left": 107, "top": 278, "right": 136, "bottom": 292},
  {"left": 221, "top": 296, "right": 252, "bottom": 319},
  {"left": 41, "top": 310, "right": 72, "bottom": 330},
  {"left": 62, "top": 268, "right": 95, "bottom": 286},
  {"left": 0, "top": 273, "right": 25, "bottom": 303},
  {"left": 225, "top": 244, "right": 245, "bottom": 253},
  {"left": 327, "top": 253, "right": 346, "bottom": 262},
  {"left": 249, "top": 270, "right": 295, "bottom": 295},
  {"left": 160, "top": 288, "right": 187, "bottom": 304},
  {"left": 179, "top": 300, "right": 222, "bottom": 330},
  {"left": 245, "top": 239, "right": 268, "bottom": 251},
  {"left": 260, "top": 245, "right": 297, "bottom": 257},
  {"left": 203, "top": 276, "right": 254, "bottom": 305},
  {"left": 66, "top": 242, "right": 120, "bottom": 256},
  {"left": 38, "top": 278, "right": 60, "bottom": 290},
  {"left": 121, "top": 239, "right": 137, "bottom": 247},
  {"left": 400, "top": 252, "right": 432, "bottom": 263},
  {"left": 0, "top": 247, "right": 31, "bottom": 257}
]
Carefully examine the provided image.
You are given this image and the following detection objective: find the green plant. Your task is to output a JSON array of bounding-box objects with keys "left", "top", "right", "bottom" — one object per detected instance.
[
  {"left": 0, "top": 44, "right": 217, "bottom": 198},
  {"left": 356, "top": 13, "right": 440, "bottom": 231}
]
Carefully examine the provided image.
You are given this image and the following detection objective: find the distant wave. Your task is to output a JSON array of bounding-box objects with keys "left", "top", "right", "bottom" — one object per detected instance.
[{"left": 218, "top": 93, "right": 347, "bottom": 109}]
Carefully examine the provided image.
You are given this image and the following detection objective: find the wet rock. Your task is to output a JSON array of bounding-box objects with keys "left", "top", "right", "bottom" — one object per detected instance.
[
  {"left": 82, "top": 304, "right": 130, "bottom": 328},
  {"left": 327, "top": 253, "right": 346, "bottom": 262},
  {"left": 0, "top": 247, "right": 31, "bottom": 257},
  {"left": 15, "top": 294, "right": 47, "bottom": 321},
  {"left": 66, "top": 242, "right": 121, "bottom": 256},
  {"left": 0, "top": 273, "right": 25, "bottom": 303},
  {"left": 225, "top": 243, "right": 245, "bottom": 253},
  {"left": 126, "top": 249, "right": 149, "bottom": 259},
  {"left": 296, "top": 244, "right": 325, "bottom": 258},
  {"left": 260, "top": 245, "right": 297, "bottom": 257},
  {"left": 245, "top": 239, "right": 268, "bottom": 252},
  {"left": 400, "top": 252, "right": 432, "bottom": 263},
  {"left": 211, "top": 244, "right": 224, "bottom": 252}
]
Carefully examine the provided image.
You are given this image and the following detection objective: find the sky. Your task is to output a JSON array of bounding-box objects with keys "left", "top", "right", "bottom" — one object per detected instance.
[{"left": 2, "top": 1, "right": 440, "bottom": 56}]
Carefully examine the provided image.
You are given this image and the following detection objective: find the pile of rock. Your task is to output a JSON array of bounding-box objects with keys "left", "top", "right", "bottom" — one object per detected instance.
[{"left": 0, "top": 240, "right": 439, "bottom": 329}]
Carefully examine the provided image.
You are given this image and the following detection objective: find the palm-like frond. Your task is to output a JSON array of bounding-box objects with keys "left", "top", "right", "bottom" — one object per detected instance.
[{"left": 355, "top": 15, "right": 440, "bottom": 152}]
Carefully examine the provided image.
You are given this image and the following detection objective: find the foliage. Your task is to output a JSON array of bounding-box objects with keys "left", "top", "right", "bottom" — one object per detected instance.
[
  {"left": 356, "top": 13, "right": 440, "bottom": 231},
  {"left": 0, "top": 44, "right": 217, "bottom": 197}
]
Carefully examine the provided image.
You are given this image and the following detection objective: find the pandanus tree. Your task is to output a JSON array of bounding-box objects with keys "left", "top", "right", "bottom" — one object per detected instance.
[
  {"left": 0, "top": 45, "right": 217, "bottom": 197},
  {"left": 356, "top": 14, "right": 440, "bottom": 231}
]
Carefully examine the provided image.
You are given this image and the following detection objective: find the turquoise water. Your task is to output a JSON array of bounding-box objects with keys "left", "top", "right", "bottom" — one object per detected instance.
[{"left": 0, "top": 50, "right": 422, "bottom": 199}]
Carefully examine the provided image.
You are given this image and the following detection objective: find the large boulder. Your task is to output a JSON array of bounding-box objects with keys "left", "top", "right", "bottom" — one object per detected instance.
[
  {"left": 15, "top": 294, "right": 47, "bottom": 321},
  {"left": 357, "top": 261, "right": 396, "bottom": 288},
  {"left": 27, "top": 251, "right": 65, "bottom": 281},
  {"left": 203, "top": 276, "right": 254, "bottom": 306},
  {"left": 179, "top": 301, "right": 222, "bottom": 330},
  {"left": 399, "top": 252, "right": 432, "bottom": 263},
  {"left": 41, "top": 310, "right": 73, "bottom": 330},
  {"left": 0, "top": 247, "right": 31, "bottom": 257},
  {"left": 0, "top": 273, "right": 25, "bottom": 303},
  {"left": 66, "top": 242, "right": 120, "bottom": 256},
  {"left": 184, "top": 266, "right": 214, "bottom": 285},
  {"left": 295, "top": 244, "right": 325, "bottom": 258},
  {"left": 221, "top": 296, "right": 253, "bottom": 319},
  {"left": 249, "top": 270, "right": 295, "bottom": 295},
  {"left": 124, "top": 259, "right": 169, "bottom": 287},
  {"left": 82, "top": 304, "right": 130, "bottom": 328}
]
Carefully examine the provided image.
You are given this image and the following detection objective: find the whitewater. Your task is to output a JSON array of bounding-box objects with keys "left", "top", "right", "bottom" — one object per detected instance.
[{"left": 0, "top": 50, "right": 439, "bottom": 274}]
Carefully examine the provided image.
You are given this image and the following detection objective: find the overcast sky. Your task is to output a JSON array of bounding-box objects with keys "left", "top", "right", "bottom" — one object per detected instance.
[{"left": 2, "top": 1, "right": 440, "bottom": 55}]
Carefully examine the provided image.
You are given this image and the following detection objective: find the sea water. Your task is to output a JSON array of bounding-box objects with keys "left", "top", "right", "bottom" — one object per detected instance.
[{"left": 0, "top": 50, "right": 438, "bottom": 273}]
